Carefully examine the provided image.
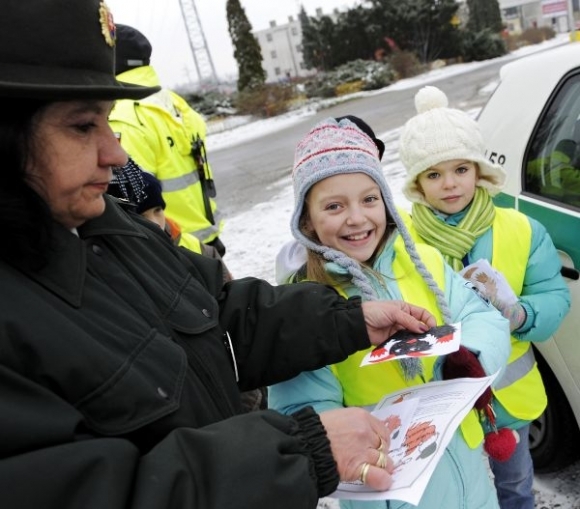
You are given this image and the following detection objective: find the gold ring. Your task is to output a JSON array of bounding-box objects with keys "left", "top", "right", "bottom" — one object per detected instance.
[
  {"left": 376, "top": 450, "right": 387, "bottom": 469},
  {"left": 359, "top": 462, "right": 371, "bottom": 484},
  {"left": 377, "top": 435, "right": 386, "bottom": 452}
]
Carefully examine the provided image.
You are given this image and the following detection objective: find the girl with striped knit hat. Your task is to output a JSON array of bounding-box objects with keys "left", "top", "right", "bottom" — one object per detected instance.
[{"left": 269, "top": 116, "right": 511, "bottom": 509}]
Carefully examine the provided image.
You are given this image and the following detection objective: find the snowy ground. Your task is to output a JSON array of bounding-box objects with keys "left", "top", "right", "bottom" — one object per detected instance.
[{"left": 206, "top": 33, "right": 580, "bottom": 508}]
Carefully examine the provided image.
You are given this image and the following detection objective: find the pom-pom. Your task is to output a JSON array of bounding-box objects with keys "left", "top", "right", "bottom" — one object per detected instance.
[
  {"left": 415, "top": 86, "right": 449, "bottom": 114},
  {"left": 484, "top": 428, "right": 518, "bottom": 462}
]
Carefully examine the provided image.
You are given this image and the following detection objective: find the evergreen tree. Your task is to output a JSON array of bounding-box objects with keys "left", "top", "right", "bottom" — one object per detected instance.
[
  {"left": 467, "top": 0, "right": 503, "bottom": 33},
  {"left": 368, "top": 0, "right": 460, "bottom": 63},
  {"left": 298, "top": 8, "right": 338, "bottom": 71},
  {"left": 334, "top": 7, "right": 376, "bottom": 65},
  {"left": 226, "top": 0, "right": 266, "bottom": 92},
  {"left": 299, "top": 6, "right": 319, "bottom": 70}
]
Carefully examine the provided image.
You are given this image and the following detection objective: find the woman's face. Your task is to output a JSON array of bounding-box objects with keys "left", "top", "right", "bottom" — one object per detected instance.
[
  {"left": 416, "top": 159, "right": 479, "bottom": 214},
  {"left": 26, "top": 100, "right": 128, "bottom": 230},
  {"left": 305, "top": 172, "right": 387, "bottom": 263}
]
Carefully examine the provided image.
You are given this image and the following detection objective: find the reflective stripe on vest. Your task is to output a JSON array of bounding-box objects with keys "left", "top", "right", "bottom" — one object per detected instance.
[
  {"left": 491, "top": 208, "right": 547, "bottom": 420},
  {"left": 109, "top": 88, "right": 223, "bottom": 244},
  {"left": 330, "top": 236, "right": 484, "bottom": 448}
]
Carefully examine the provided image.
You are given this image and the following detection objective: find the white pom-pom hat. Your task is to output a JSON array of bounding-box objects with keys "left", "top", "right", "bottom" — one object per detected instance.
[{"left": 399, "top": 85, "right": 506, "bottom": 206}]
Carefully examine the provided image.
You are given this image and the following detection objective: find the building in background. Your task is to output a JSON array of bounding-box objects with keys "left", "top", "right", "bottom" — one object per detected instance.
[
  {"left": 497, "top": 0, "right": 577, "bottom": 34},
  {"left": 254, "top": 8, "right": 340, "bottom": 83},
  {"left": 254, "top": 1, "right": 577, "bottom": 83}
]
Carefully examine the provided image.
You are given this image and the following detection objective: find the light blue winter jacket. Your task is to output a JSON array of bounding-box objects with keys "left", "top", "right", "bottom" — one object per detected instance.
[{"left": 269, "top": 233, "right": 510, "bottom": 509}]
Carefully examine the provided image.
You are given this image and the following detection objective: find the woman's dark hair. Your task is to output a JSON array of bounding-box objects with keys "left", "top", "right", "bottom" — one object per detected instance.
[{"left": 0, "top": 99, "right": 53, "bottom": 270}]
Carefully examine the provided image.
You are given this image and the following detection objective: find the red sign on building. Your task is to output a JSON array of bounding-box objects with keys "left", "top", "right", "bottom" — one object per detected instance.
[{"left": 541, "top": 0, "right": 568, "bottom": 17}]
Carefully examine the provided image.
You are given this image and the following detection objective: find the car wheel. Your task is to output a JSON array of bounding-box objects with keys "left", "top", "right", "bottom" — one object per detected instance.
[{"left": 530, "top": 354, "right": 580, "bottom": 473}]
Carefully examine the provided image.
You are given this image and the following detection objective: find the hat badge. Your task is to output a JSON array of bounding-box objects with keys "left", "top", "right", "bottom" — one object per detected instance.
[{"left": 99, "top": 2, "right": 115, "bottom": 47}]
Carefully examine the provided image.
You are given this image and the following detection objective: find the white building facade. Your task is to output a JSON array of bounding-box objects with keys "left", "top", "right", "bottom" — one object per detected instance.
[
  {"left": 254, "top": 15, "right": 313, "bottom": 83},
  {"left": 254, "top": 8, "right": 341, "bottom": 83}
]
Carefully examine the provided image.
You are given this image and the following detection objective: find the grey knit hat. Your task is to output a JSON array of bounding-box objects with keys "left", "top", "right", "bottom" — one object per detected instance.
[{"left": 399, "top": 86, "right": 506, "bottom": 206}]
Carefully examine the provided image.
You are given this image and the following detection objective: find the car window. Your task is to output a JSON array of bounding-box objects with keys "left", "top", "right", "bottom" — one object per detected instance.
[{"left": 524, "top": 70, "right": 580, "bottom": 209}]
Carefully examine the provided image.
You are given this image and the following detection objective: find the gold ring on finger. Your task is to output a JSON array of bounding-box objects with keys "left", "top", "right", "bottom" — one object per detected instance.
[
  {"left": 359, "top": 462, "right": 371, "bottom": 484},
  {"left": 376, "top": 450, "right": 387, "bottom": 469},
  {"left": 377, "top": 435, "right": 386, "bottom": 452}
]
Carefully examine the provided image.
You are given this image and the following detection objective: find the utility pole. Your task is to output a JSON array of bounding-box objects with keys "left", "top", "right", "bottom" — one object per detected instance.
[{"left": 178, "top": 0, "right": 219, "bottom": 86}]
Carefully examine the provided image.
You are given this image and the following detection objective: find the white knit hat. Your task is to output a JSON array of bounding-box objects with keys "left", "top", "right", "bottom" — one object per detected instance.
[{"left": 399, "top": 86, "right": 506, "bottom": 206}]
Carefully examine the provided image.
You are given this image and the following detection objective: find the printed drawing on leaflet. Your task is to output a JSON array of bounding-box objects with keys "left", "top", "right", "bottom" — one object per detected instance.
[
  {"left": 331, "top": 373, "right": 497, "bottom": 505},
  {"left": 360, "top": 323, "right": 461, "bottom": 367}
]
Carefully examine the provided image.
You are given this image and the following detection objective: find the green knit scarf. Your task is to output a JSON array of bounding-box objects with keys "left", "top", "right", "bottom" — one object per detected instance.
[{"left": 411, "top": 187, "right": 495, "bottom": 271}]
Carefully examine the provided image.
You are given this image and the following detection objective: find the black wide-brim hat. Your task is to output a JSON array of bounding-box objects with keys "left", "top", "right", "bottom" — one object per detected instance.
[{"left": 0, "top": 0, "right": 159, "bottom": 100}]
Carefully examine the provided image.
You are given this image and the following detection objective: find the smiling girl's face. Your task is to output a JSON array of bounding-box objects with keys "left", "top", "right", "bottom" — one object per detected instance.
[{"left": 305, "top": 172, "right": 387, "bottom": 263}]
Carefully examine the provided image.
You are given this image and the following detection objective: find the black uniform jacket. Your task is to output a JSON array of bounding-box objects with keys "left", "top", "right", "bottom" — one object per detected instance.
[{"left": 0, "top": 196, "right": 370, "bottom": 509}]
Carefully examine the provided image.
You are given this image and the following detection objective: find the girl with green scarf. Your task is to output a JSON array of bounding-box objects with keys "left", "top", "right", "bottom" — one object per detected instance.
[{"left": 398, "top": 86, "right": 570, "bottom": 509}]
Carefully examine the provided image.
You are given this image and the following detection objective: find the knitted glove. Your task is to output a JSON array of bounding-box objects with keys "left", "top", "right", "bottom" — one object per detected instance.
[
  {"left": 495, "top": 301, "right": 527, "bottom": 333},
  {"left": 442, "top": 346, "right": 491, "bottom": 410},
  {"left": 463, "top": 266, "right": 525, "bottom": 332}
]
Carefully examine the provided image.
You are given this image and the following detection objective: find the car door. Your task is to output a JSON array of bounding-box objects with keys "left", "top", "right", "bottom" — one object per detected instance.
[{"left": 485, "top": 63, "right": 580, "bottom": 471}]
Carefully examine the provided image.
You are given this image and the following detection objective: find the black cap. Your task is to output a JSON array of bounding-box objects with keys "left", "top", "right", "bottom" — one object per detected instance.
[
  {"left": 335, "top": 115, "right": 385, "bottom": 161},
  {"left": 0, "top": 0, "right": 159, "bottom": 100},
  {"left": 115, "top": 24, "right": 152, "bottom": 75},
  {"left": 136, "top": 172, "right": 166, "bottom": 214}
]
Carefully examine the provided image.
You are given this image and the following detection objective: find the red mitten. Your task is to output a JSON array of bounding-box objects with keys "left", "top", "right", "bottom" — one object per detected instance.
[{"left": 442, "top": 345, "right": 492, "bottom": 410}]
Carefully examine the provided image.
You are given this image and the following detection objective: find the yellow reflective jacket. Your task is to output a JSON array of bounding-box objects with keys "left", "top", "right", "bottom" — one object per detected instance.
[
  {"left": 109, "top": 66, "right": 224, "bottom": 251},
  {"left": 330, "top": 237, "right": 484, "bottom": 448},
  {"left": 490, "top": 208, "right": 547, "bottom": 421}
]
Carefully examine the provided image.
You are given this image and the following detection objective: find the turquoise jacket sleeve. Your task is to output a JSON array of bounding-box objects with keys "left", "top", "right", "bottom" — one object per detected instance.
[
  {"left": 516, "top": 217, "right": 570, "bottom": 341},
  {"left": 469, "top": 217, "right": 570, "bottom": 342},
  {"left": 268, "top": 366, "right": 344, "bottom": 416}
]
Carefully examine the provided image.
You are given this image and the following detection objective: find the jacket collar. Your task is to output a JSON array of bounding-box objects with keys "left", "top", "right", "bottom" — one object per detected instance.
[
  {"left": 24, "top": 197, "right": 147, "bottom": 308},
  {"left": 115, "top": 65, "right": 161, "bottom": 88}
]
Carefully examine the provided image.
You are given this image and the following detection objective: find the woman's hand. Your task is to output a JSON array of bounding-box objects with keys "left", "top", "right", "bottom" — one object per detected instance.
[
  {"left": 320, "top": 407, "right": 395, "bottom": 491},
  {"left": 361, "top": 301, "right": 436, "bottom": 346}
]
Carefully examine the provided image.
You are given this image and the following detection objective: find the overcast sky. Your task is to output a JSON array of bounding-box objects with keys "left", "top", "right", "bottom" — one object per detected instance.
[{"left": 106, "top": 0, "right": 361, "bottom": 88}]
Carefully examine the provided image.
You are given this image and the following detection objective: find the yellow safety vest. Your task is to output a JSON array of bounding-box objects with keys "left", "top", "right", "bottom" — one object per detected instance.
[
  {"left": 403, "top": 206, "right": 547, "bottom": 421},
  {"left": 330, "top": 237, "right": 484, "bottom": 448},
  {"left": 490, "top": 208, "right": 547, "bottom": 420},
  {"left": 109, "top": 66, "right": 223, "bottom": 249}
]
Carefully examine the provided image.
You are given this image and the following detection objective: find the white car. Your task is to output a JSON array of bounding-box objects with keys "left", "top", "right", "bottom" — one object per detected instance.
[{"left": 477, "top": 42, "right": 580, "bottom": 472}]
